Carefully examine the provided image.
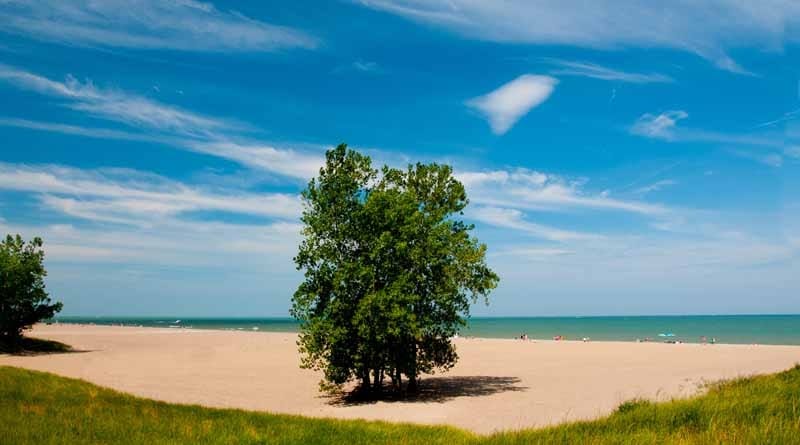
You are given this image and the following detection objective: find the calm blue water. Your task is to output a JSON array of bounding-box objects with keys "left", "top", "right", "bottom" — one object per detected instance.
[{"left": 53, "top": 315, "right": 800, "bottom": 345}]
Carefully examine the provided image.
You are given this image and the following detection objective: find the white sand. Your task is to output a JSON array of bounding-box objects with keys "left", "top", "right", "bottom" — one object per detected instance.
[{"left": 2, "top": 324, "right": 799, "bottom": 433}]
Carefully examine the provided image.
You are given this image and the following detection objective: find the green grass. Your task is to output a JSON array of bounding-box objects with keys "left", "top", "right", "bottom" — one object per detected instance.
[{"left": 1, "top": 364, "right": 799, "bottom": 444}]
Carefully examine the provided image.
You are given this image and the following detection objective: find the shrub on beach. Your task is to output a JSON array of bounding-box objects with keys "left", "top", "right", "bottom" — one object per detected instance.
[
  {"left": 0, "top": 235, "right": 62, "bottom": 346},
  {"left": 292, "top": 144, "right": 499, "bottom": 395}
]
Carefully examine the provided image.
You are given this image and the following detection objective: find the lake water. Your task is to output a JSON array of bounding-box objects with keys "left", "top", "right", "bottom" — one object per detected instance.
[{"left": 53, "top": 315, "right": 800, "bottom": 345}]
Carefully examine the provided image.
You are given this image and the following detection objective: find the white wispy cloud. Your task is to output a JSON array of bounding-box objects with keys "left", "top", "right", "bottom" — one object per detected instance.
[
  {"left": 469, "top": 206, "right": 600, "bottom": 241},
  {"left": 630, "top": 110, "right": 798, "bottom": 167},
  {"left": 0, "top": 118, "right": 159, "bottom": 143},
  {"left": 630, "top": 110, "right": 688, "bottom": 140},
  {"left": 358, "top": 0, "right": 800, "bottom": 73},
  {"left": 753, "top": 109, "right": 800, "bottom": 129},
  {"left": 0, "top": 0, "right": 317, "bottom": 52},
  {"left": 631, "top": 110, "right": 789, "bottom": 148},
  {"left": 466, "top": 75, "right": 557, "bottom": 135},
  {"left": 0, "top": 116, "right": 324, "bottom": 181},
  {"left": 352, "top": 60, "right": 380, "bottom": 73},
  {"left": 0, "top": 65, "right": 330, "bottom": 181},
  {"left": 498, "top": 235, "right": 797, "bottom": 271},
  {"left": 0, "top": 163, "right": 302, "bottom": 226},
  {"left": 332, "top": 60, "right": 382, "bottom": 75},
  {"left": 0, "top": 64, "right": 237, "bottom": 138},
  {"left": 548, "top": 60, "right": 673, "bottom": 83},
  {"left": 786, "top": 147, "right": 800, "bottom": 159},
  {"left": 732, "top": 150, "right": 785, "bottom": 168},
  {"left": 187, "top": 141, "right": 324, "bottom": 181},
  {"left": 634, "top": 180, "right": 677, "bottom": 195},
  {"left": 457, "top": 168, "right": 667, "bottom": 215},
  {"left": 0, "top": 219, "right": 302, "bottom": 269}
]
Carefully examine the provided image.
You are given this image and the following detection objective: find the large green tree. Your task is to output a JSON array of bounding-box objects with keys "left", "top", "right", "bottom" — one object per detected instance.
[
  {"left": 292, "top": 144, "right": 499, "bottom": 394},
  {"left": 0, "top": 235, "right": 62, "bottom": 344}
]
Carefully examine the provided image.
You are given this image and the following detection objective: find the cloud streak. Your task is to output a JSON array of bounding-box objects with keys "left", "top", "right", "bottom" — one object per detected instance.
[
  {"left": 187, "top": 141, "right": 324, "bottom": 181},
  {"left": 0, "top": 65, "right": 328, "bottom": 181},
  {"left": 0, "top": 163, "right": 302, "bottom": 226},
  {"left": 634, "top": 180, "right": 677, "bottom": 195},
  {"left": 548, "top": 60, "right": 674, "bottom": 83},
  {"left": 358, "top": 0, "right": 800, "bottom": 73},
  {"left": 630, "top": 110, "right": 689, "bottom": 140},
  {"left": 630, "top": 110, "right": 798, "bottom": 167},
  {"left": 0, "top": 0, "right": 317, "bottom": 52},
  {"left": 469, "top": 206, "right": 600, "bottom": 241},
  {"left": 457, "top": 169, "right": 667, "bottom": 215},
  {"left": 0, "top": 64, "right": 237, "bottom": 139}
]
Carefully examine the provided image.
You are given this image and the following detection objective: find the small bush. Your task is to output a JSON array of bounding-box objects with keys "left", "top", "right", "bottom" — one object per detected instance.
[{"left": 616, "top": 398, "right": 652, "bottom": 414}]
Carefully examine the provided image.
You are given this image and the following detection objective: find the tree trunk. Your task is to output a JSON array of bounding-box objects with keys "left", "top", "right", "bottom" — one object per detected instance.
[
  {"left": 407, "top": 375, "right": 418, "bottom": 394},
  {"left": 407, "top": 342, "right": 418, "bottom": 394},
  {"left": 359, "top": 368, "right": 371, "bottom": 395},
  {"left": 372, "top": 368, "right": 381, "bottom": 394},
  {"left": 360, "top": 377, "right": 370, "bottom": 394},
  {"left": 395, "top": 368, "right": 402, "bottom": 394}
]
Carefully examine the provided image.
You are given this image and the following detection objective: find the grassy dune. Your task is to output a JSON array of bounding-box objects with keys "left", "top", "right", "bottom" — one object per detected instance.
[{"left": 1, "top": 364, "right": 799, "bottom": 444}]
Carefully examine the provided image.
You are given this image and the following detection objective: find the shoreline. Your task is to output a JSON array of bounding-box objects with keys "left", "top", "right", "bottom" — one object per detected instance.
[
  {"left": 48, "top": 319, "right": 800, "bottom": 346},
  {"left": 3, "top": 324, "right": 800, "bottom": 433}
]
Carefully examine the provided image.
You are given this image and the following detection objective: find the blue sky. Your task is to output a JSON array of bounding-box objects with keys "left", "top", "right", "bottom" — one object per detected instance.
[{"left": 1, "top": 1, "right": 798, "bottom": 316}]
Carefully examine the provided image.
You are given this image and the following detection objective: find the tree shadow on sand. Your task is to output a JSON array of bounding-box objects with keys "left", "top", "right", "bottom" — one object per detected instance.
[
  {"left": 0, "top": 337, "right": 90, "bottom": 356},
  {"left": 329, "top": 375, "right": 528, "bottom": 405}
]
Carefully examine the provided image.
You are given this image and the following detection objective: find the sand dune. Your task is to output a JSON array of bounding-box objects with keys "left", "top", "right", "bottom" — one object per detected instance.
[{"left": 2, "top": 324, "right": 799, "bottom": 433}]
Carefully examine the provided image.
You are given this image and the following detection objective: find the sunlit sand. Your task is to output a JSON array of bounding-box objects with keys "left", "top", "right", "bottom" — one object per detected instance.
[{"left": 2, "top": 324, "right": 798, "bottom": 433}]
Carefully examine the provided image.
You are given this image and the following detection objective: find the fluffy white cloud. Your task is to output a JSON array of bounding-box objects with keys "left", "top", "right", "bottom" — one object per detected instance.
[
  {"left": 466, "top": 75, "right": 557, "bottom": 135},
  {"left": 0, "top": 0, "right": 317, "bottom": 52},
  {"left": 359, "top": 0, "right": 800, "bottom": 72}
]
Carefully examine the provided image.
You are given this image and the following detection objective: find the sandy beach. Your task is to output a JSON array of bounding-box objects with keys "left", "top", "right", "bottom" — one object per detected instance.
[{"left": 2, "top": 324, "right": 799, "bottom": 433}]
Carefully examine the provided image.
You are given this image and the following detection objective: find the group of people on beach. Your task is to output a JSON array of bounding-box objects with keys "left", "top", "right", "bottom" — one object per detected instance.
[
  {"left": 516, "top": 334, "right": 591, "bottom": 342},
  {"left": 515, "top": 333, "right": 721, "bottom": 344},
  {"left": 635, "top": 336, "right": 718, "bottom": 344}
]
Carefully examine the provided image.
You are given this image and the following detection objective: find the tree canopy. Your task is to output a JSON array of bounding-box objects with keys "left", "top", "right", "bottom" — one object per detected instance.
[
  {"left": 0, "top": 235, "right": 62, "bottom": 344},
  {"left": 291, "top": 144, "right": 499, "bottom": 394}
]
